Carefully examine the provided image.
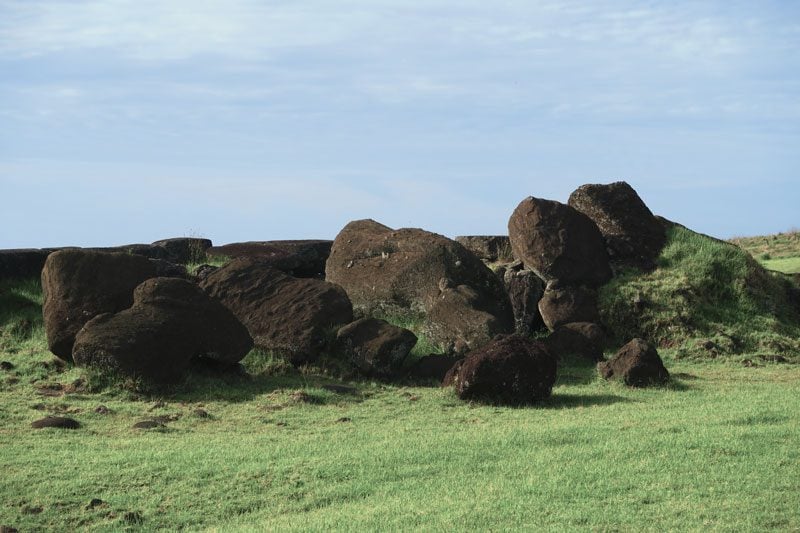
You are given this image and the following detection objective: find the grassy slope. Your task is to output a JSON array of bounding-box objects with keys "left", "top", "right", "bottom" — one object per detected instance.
[
  {"left": 1, "top": 278, "right": 800, "bottom": 531},
  {"left": 731, "top": 230, "right": 800, "bottom": 274},
  {"left": 599, "top": 225, "right": 800, "bottom": 360}
]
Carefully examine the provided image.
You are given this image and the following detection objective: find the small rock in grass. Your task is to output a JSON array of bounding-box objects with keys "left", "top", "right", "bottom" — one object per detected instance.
[
  {"left": 132, "top": 420, "right": 164, "bottom": 430},
  {"left": 192, "top": 408, "right": 210, "bottom": 418},
  {"left": 86, "top": 498, "right": 105, "bottom": 510},
  {"left": 1, "top": 525, "right": 19, "bottom": 533},
  {"left": 31, "top": 416, "right": 80, "bottom": 429},
  {"left": 0, "top": 361, "right": 14, "bottom": 371},
  {"left": 22, "top": 505, "right": 43, "bottom": 514},
  {"left": 598, "top": 338, "right": 669, "bottom": 387},
  {"left": 94, "top": 405, "right": 112, "bottom": 415},
  {"left": 336, "top": 417, "right": 352, "bottom": 423}
]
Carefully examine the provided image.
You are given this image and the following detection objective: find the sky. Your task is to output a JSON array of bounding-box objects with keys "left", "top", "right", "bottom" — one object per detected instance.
[{"left": 1, "top": 0, "right": 798, "bottom": 248}]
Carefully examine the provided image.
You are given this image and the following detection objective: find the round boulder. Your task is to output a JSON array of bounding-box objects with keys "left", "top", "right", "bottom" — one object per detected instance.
[
  {"left": 336, "top": 318, "right": 417, "bottom": 377},
  {"left": 447, "top": 334, "right": 557, "bottom": 404},
  {"left": 41, "top": 250, "right": 158, "bottom": 361},
  {"left": 538, "top": 282, "right": 599, "bottom": 331},
  {"left": 508, "top": 197, "right": 611, "bottom": 287},
  {"left": 598, "top": 338, "right": 669, "bottom": 386}
]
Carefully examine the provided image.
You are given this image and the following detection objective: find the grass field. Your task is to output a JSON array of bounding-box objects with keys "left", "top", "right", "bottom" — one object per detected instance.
[
  {"left": 2, "top": 277, "right": 800, "bottom": 531},
  {"left": 731, "top": 230, "right": 800, "bottom": 274}
]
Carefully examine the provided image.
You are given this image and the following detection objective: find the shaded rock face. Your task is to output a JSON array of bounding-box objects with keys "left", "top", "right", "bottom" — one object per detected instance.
[
  {"left": 0, "top": 249, "right": 51, "bottom": 280},
  {"left": 454, "top": 236, "right": 513, "bottom": 263},
  {"left": 425, "top": 284, "right": 513, "bottom": 353},
  {"left": 503, "top": 266, "right": 545, "bottom": 335},
  {"left": 447, "top": 334, "right": 557, "bottom": 404},
  {"left": 207, "top": 240, "right": 332, "bottom": 278},
  {"left": 545, "top": 322, "right": 606, "bottom": 361},
  {"left": 598, "top": 338, "right": 669, "bottom": 387},
  {"left": 151, "top": 238, "right": 213, "bottom": 264},
  {"left": 200, "top": 258, "right": 353, "bottom": 364},
  {"left": 148, "top": 259, "right": 189, "bottom": 279},
  {"left": 72, "top": 278, "right": 252, "bottom": 383},
  {"left": 336, "top": 318, "right": 417, "bottom": 377},
  {"left": 538, "top": 282, "right": 599, "bottom": 331},
  {"left": 41, "top": 250, "right": 158, "bottom": 361},
  {"left": 408, "top": 354, "right": 463, "bottom": 382},
  {"left": 508, "top": 197, "right": 611, "bottom": 287},
  {"left": 568, "top": 181, "right": 666, "bottom": 270}
]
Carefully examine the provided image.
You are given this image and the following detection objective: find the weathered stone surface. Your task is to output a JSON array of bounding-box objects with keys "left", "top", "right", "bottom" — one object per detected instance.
[
  {"left": 336, "top": 318, "right": 417, "bottom": 376},
  {"left": 42, "top": 250, "right": 158, "bottom": 361},
  {"left": 193, "top": 264, "right": 219, "bottom": 281},
  {"left": 72, "top": 277, "right": 252, "bottom": 382},
  {"left": 200, "top": 258, "right": 353, "bottom": 364},
  {"left": 568, "top": 181, "right": 666, "bottom": 269},
  {"left": 148, "top": 259, "right": 189, "bottom": 279},
  {"left": 538, "top": 282, "right": 599, "bottom": 331},
  {"left": 598, "top": 338, "right": 670, "bottom": 386},
  {"left": 85, "top": 244, "right": 172, "bottom": 261},
  {"left": 151, "top": 238, "right": 213, "bottom": 264},
  {"left": 508, "top": 197, "right": 611, "bottom": 287},
  {"left": 424, "top": 284, "right": 513, "bottom": 353},
  {"left": 446, "top": 334, "right": 556, "bottom": 404},
  {"left": 0, "top": 249, "right": 51, "bottom": 280},
  {"left": 407, "top": 354, "right": 463, "bottom": 382},
  {"left": 545, "top": 322, "right": 606, "bottom": 361},
  {"left": 327, "top": 220, "right": 511, "bottom": 314},
  {"left": 207, "top": 240, "right": 332, "bottom": 278},
  {"left": 503, "top": 266, "right": 545, "bottom": 335},
  {"left": 454, "top": 236, "right": 513, "bottom": 263}
]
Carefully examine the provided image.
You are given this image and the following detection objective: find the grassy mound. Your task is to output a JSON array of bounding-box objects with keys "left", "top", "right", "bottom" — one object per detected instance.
[
  {"left": 599, "top": 225, "right": 800, "bottom": 360},
  {"left": 730, "top": 230, "right": 800, "bottom": 274}
]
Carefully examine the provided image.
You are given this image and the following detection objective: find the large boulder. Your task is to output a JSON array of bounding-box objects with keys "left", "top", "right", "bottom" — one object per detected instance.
[
  {"left": 503, "top": 266, "right": 545, "bottom": 335},
  {"left": 545, "top": 322, "right": 606, "bottom": 361},
  {"left": 336, "top": 318, "right": 417, "bottom": 377},
  {"left": 424, "top": 284, "right": 512, "bottom": 353},
  {"left": 508, "top": 197, "right": 611, "bottom": 287},
  {"left": 151, "top": 238, "right": 213, "bottom": 264},
  {"left": 73, "top": 277, "right": 252, "bottom": 383},
  {"left": 568, "top": 181, "right": 666, "bottom": 269},
  {"left": 454, "top": 236, "right": 513, "bottom": 263},
  {"left": 0, "top": 249, "right": 51, "bottom": 280},
  {"left": 538, "top": 282, "right": 599, "bottom": 331},
  {"left": 598, "top": 338, "right": 669, "bottom": 386},
  {"left": 41, "top": 250, "right": 158, "bottom": 361},
  {"left": 207, "top": 240, "right": 332, "bottom": 278},
  {"left": 446, "top": 334, "right": 557, "bottom": 404},
  {"left": 199, "top": 258, "right": 353, "bottom": 364}
]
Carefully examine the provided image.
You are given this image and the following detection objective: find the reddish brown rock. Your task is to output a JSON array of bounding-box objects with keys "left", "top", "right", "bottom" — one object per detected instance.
[
  {"left": 447, "top": 334, "right": 557, "bottom": 404},
  {"left": 545, "top": 322, "right": 606, "bottom": 361},
  {"left": 336, "top": 318, "right": 417, "bottom": 376},
  {"left": 200, "top": 258, "right": 352, "bottom": 364},
  {"left": 503, "top": 266, "right": 545, "bottom": 335},
  {"left": 207, "top": 240, "right": 332, "bottom": 278},
  {"left": 72, "top": 278, "right": 252, "bottom": 383},
  {"left": 41, "top": 250, "right": 158, "bottom": 361},
  {"left": 568, "top": 181, "right": 666, "bottom": 270},
  {"left": 508, "top": 197, "right": 611, "bottom": 287},
  {"left": 598, "top": 338, "right": 669, "bottom": 387},
  {"left": 538, "top": 282, "right": 599, "bottom": 331},
  {"left": 454, "top": 236, "right": 513, "bottom": 263}
]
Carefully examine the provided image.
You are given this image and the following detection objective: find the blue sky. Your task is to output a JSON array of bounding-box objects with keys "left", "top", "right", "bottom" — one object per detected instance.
[{"left": 1, "top": 0, "right": 798, "bottom": 248}]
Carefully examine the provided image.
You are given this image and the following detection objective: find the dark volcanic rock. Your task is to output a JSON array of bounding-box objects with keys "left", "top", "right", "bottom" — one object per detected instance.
[
  {"left": 193, "top": 264, "right": 219, "bottom": 281},
  {"left": 425, "top": 284, "right": 513, "bottom": 353},
  {"left": 454, "top": 236, "right": 513, "bottom": 263},
  {"left": 207, "top": 240, "right": 332, "bottom": 278},
  {"left": 31, "top": 416, "right": 80, "bottom": 429},
  {"left": 41, "top": 250, "right": 158, "bottom": 361},
  {"left": 151, "top": 238, "right": 212, "bottom": 264},
  {"left": 336, "top": 318, "right": 417, "bottom": 376},
  {"left": 508, "top": 197, "right": 611, "bottom": 287},
  {"left": 545, "top": 322, "right": 606, "bottom": 361},
  {"left": 447, "top": 334, "right": 557, "bottom": 404},
  {"left": 407, "top": 354, "right": 463, "bottom": 382},
  {"left": 538, "top": 282, "right": 599, "bottom": 331},
  {"left": 503, "top": 266, "right": 545, "bottom": 335},
  {"left": 598, "top": 338, "right": 670, "bottom": 387},
  {"left": 200, "top": 258, "right": 353, "bottom": 364},
  {"left": 0, "top": 249, "right": 50, "bottom": 280},
  {"left": 148, "top": 259, "right": 189, "bottom": 279},
  {"left": 72, "top": 277, "right": 252, "bottom": 383},
  {"left": 568, "top": 181, "right": 666, "bottom": 269}
]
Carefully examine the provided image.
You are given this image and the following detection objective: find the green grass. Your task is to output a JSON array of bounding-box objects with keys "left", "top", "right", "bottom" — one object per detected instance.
[
  {"left": 762, "top": 256, "right": 800, "bottom": 275},
  {"left": 186, "top": 255, "right": 231, "bottom": 276},
  {"left": 2, "top": 263, "right": 800, "bottom": 531},
  {"left": 730, "top": 230, "right": 800, "bottom": 274},
  {"left": 600, "top": 225, "right": 800, "bottom": 360}
]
